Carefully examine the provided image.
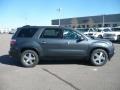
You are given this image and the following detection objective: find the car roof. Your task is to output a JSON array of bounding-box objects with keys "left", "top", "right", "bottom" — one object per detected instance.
[{"left": 18, "top": 25, "right": 70, "bottom": 30}]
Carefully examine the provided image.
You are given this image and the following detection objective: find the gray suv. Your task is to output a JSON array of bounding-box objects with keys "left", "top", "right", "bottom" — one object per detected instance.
[{"left": 9, "top": 26, "right": 114, "bottom": 67}]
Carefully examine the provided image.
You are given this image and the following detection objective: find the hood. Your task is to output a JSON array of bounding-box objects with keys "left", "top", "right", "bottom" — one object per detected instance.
[
  {"left": 104, "top": 31, "right": 120, "bottom": 35},
  {"left": 89, "top": 38, "right": 112, "bottom": 45}
]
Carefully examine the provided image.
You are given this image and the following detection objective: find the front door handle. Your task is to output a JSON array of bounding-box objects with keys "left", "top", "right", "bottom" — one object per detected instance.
[
  {"left": 67, "top": 41, "right": 70, "bottom": 45},
  {"left": 41, "top": 41, "right": 46, "bottom": 44}
]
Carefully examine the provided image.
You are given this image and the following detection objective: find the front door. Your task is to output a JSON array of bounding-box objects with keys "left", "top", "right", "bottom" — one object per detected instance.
[{"left": 61, "top": 29, "right": 89, "bottom": 57}]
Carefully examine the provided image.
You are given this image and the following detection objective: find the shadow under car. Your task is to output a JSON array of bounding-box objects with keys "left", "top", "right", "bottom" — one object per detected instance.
[{"left": 0, "top": 55, "right": 91, "bottom": 67}]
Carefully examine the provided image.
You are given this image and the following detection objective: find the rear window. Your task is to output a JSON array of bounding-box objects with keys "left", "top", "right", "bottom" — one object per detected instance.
[{"left": 17, "top": 28, "right": 38, "bottom": 38}]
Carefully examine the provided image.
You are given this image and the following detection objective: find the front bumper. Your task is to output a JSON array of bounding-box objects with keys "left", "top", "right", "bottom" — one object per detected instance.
[
  {"left": 108, "top": 50, "right": 114, "bottom": 59},
  {"left": 103, "top": 35, "right": 120, "bottom": 41},
  {"left": 108, "top": 44, "right": 115, "bottom": 59}
]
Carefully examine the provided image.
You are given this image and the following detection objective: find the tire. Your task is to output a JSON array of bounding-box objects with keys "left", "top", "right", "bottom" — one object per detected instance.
[
  {"left": 98, "top": 35, "right": 103, "bottom": 39},
  {"left": 21, "top": 50, "right": 39, "bottom": 67},
  {"left": 90, "top": 49, "right": 108, "bottom": 66}
]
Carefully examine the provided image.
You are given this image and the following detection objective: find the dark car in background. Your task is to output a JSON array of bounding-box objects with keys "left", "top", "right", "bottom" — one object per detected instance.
[{"left": 9, "top": 26, "right": 114, "bottom": 67}]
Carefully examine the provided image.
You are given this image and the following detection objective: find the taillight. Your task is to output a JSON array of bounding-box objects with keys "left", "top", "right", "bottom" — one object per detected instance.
[{"left": 10, "top": 39, "right": 16, "bottom": 45}]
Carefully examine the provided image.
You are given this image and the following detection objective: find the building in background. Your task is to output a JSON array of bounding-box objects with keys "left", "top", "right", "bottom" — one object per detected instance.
[
  {"left": 52, "top": 13, "right": 120, "bottom": 28},
  {"left": 0, "top": 28, "right": 10, "bottom": 33}
]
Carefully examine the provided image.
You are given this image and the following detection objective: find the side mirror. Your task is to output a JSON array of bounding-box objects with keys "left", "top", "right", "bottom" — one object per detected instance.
[{"left": 76, "top": 37, "right": 84, "bottom": 42}]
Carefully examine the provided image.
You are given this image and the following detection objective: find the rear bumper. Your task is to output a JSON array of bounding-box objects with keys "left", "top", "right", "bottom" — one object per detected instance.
[{"left": 9, "top": 47, "right": 21, "bottom": 59}]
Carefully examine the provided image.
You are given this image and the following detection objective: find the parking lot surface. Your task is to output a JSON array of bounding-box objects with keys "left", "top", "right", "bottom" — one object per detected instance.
[{"left": 0, "top": 34, "right": 120, "bottom": 90}]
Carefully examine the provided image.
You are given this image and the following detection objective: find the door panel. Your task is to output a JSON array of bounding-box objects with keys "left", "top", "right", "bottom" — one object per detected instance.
[
  {"left": 38, "top": 28, "right": 89, "bottom": 57},
  {"left": 39, "top": 38, "right": 67, "bottom": 56},
  {"left": 62, "top": 29, "right": 89, "bottom": 57}
]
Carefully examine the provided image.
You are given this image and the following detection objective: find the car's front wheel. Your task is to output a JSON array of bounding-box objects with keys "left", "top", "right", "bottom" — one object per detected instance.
[
  {"left": 90, "top": 49, "right": 108, "bottom": 66},
  {"left": 98, "top": 35, "right": 103, "bottom": 39},
  {"left": 21, "top": 50, "right": 39, "bottom": 67}
]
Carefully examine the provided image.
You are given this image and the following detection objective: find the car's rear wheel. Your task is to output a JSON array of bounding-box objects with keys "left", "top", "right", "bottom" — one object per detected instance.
[
  {"left": 21, "top": 50, "right": 39, "bottom": 67},
  {"left": 90, "top": 49, "right": 108, "bottom": 66}
]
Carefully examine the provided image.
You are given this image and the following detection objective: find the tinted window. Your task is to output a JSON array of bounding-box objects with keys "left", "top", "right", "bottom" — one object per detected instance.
[
  {"left": 41, "top": 28, "right": 62, "bottom": 38},
  {"left": 97, "top": 29, "right": 102, "bottom": 32},
  {"left": 63, "top": 29, "right": 80, "bottom": 39},
  {"left": 103, "top": 29, "right": 111, "bottom": 32},
  {"left": 17, "top": 28, "right": 38, "bottom": 38},
  {"left": 112, "top": 28, "right": 120, "bottom": 31}
]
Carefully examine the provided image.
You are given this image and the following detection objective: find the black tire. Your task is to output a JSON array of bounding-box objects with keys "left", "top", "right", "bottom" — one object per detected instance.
[
  {"left": 21, "top": 50, "right": 39, "bottom": 67},
  {"left": 98, "top": 35, "right": 103, "bottom": 39},
  {"left": 90, "top": 49, "right": 108, "bottom": 66}
]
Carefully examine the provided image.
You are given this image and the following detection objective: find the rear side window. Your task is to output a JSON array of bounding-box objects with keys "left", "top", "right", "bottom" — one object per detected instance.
[
  {"left": 17, "top": 28, "right": 38, "bottom": 38},
  {"left": 41, "top": 28, "right": 62, "bottom": 38}
]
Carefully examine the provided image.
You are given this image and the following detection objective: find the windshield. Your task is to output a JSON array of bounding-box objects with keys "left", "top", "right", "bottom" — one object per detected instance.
[
  {"left": 104, "top": 29, "right": 111, "bottom": 32},
  {"left": 97, "top": 29, "right": 111, "bottom": 32},
  {"left": 112, "top": 28, "right": 120, "bottom": 32}
]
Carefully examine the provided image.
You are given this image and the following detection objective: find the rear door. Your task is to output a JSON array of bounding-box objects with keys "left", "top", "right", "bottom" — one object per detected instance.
[{"left": 39, "top": 28, "right": 66, "bottom": 56}]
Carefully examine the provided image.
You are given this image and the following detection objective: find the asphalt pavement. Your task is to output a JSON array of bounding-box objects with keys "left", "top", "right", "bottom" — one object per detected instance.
[{"left": 0, "top": 34, "right": 120, "bottom": 90}]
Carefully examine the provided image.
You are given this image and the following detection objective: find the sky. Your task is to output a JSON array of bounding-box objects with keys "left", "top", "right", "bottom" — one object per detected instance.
[{"left": 0, "top": 0, "right": 120, "bottom": 29}]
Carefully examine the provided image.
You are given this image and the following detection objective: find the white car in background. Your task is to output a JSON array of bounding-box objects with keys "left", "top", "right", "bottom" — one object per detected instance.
[
  {"left": 84, "top": 28, "right": 97, "bottom": 36},
  {"left": 76, "top": 28, "right": 97, "bottom": 37},
  {"left": 0, "top": 29, "right": 10, "bottom": 34},
  {"left": 82, "top": 27, "right": 112, "bottom": 39},
  {"left": 93, "top": 27, "right": 112, "bottom": 38},
  {"left": 76, "top": 27, "right": 112, "bottom": 39},
  {"left": 103, "top": 27, "right": 120, "bottom": 41}
]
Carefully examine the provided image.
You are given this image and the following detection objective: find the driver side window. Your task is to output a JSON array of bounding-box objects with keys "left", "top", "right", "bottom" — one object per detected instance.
[{"left": 63, "top": 29, "right": 81, "bottom": 40}]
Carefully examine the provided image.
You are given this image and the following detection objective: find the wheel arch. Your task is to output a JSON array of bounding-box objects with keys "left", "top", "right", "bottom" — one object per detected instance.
[
  {"left": 21, "top": 47, "right": 40, "bottom": 56},
  {"left": 90, "top": 47, "right": 109, "bottom": 59}
]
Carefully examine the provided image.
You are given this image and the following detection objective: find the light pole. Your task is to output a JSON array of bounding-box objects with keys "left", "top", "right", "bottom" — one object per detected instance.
[
  {"left": 57, "top": 8, "right": 62, "bottom": 26},
  {"left": 102, "top": 14, "right": 105, "bottom": 27}
]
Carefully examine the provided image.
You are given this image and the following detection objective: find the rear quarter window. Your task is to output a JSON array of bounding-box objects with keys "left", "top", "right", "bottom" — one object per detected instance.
[{"left": 17, "top": 28, "right": 38, "bottom": 38}]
